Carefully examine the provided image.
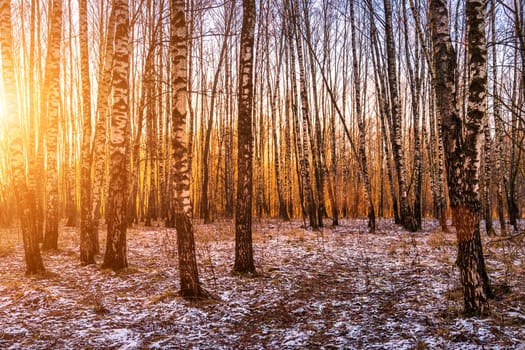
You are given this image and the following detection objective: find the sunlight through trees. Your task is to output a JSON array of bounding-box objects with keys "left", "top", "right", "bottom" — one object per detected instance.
[{"left": 0, "top": 0, "right": 524, "bottom": 318}]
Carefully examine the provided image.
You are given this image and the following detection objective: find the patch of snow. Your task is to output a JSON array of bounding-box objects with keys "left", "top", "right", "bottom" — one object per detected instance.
[{"left": 0, "top": 219, "right": 524, "bottom": 348}]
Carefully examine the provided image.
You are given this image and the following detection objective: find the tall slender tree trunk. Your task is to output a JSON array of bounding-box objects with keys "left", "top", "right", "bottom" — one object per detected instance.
[
  {"left": 402, "top": 2, "right": 423, "bottom": 230},
  {"left": 287, "top": 15, "right": 307, "bottom": 224},
  {"left": 506, "top": 3, "right": 523, "bottom": 232},
  {"left": 43, "top": 0, "right": 64, "bottom": 250},
  {"left": 283, "top": 59, "right": 294, "bottom": 218},
  {"left": 64, "top": 0, "right": 77, "bottom": 228},
  {"left": 102, "top": 0, "right": 131, "bottom": 271},
  {"left": 92, "top": 2, "right": 117, "bottom": 235},
  {"left": 482, "top": 108, "right": 495, "bottom": 236},
  {"left": 289, "top": 0, "right": 318, "bottom": 229},
  {"left": 479, "top": 0, "right": 495, "bottom": 236},
  {"left": 224, "top": 28, "right": 235, "bottom": 218},
  {"left": 234, "top": 0, "right": 256, "bottom": 274},
  {"left": 367, "top": 2, "right": 399, "bottom": 224},
  {"left": 328, "top": 100, "right": 338, "bottom": 226},
  {"left": 267, "top": 24, "right": 289, "bottom": 221},
  {"left": 490, "top": 0, "right": 506, "bottom": 235},
  {"left": 144, "top": 24, "right": 159, "bottom": 227},
  {"left": 200, "top": 5, "right": 235, "bottom": 223},
  {"left": 302, "top": 0, "right": 328, "bottom": 225},
  {"left": 79, "top": 0, "right": 96, "bottom": 265},
  {"left": 428, "top": 81, "right": 450, "bottom": 232},
  {"left": 383, "top": 0, "right": 417, "bottom": 232},
  {"left": 350, "top": 0, "right": 375, "bottom": 232},
  {"left": 169, "top": 0, "right": 208, "bottom": 298},
  {"left": 1, "top": 0, "right": 46, "bottom": 275},
  {"left": 506, "top": 89, "right": 520, "bottom": 232},
  {"left": 430, "top": 0, "right": 492, "bottom": 315},
  {"left": 27, "top": 0, "right": 44, "bottom": 244}
]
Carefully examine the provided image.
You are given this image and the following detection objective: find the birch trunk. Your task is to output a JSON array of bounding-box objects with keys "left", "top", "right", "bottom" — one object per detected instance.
[
  {"left": 290, "top": 0, "right": 318, "bottom": 229},
  {"left": 368, "top": 1, "right": 400, "bottom": 223},
  {"left": 383, "top": 0, "right": 417, "bottom": 231},
  {"left": 430, "top": 0, "right": 492, "bottom": 315},
  {"left": 234, "top": 0, "right": 256, "bottom": 273},
  {"left": 402, "top": 2, "right": 423, "bottom": 230},
  {"left": 490, "top": 0, "right": 506, "bottom": 235},
  {"left": 482, "top": 110, "right": 495, "bottom": 236},
  {"left": 1, "top": 0, "right": 46, "bottom": 275},
  {"left": 169, "top": 0, "right": 208, "bottom": 298},
  {"left": 200, "top": 4, "right": 234, "bottom": 223},
  {"left": 350, "top": 0, "right": 375, "bottom": 232},
  {"left": 42, "top": 0, "right": 63, "bottom": 250},
  {"left": 102, "top": 0, "right": 131, "bottom": 271},
  {"left": 302, "top": 0, "right": 328, "bottom": 224},
  {"left": 79, "top": 0, "right": 96, "bottom": 265},
  {"left": 92, "top": 2, "right": 117, "bottom": 232},
  {"left": 268, "top": 23, "right": 289, "bottom": 220}
]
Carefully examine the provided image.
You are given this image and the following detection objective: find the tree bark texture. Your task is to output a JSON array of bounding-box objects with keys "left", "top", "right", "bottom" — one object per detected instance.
[
  {"left": 350, "top": 0, "right": 375, "bottom": 233},
  {"left": 430, "top": 0, "right": 492, "bottom": 315},
  {"left": 102, "top": 0, "right": 131, "bottom": 271},
  {"left": 383, "top": 0, "right": 417, "bottom": 232},
  {"left": 234, "top": 0, "right": 256, "bottom": 274},
  {"left": 92, "top": 3, "right": 117, "bottom": 231},
  {"left": 79, "top": 0, "right": 96, "bottom": 265},
  {"left": 169, "top": 0, "right": 208, "bottom": 298},
  {"left": 43, "top": 0, "right": 64, "bottom": 250},
  {"left": 0, "top": 1, "right": 45, "bottom": 275}
]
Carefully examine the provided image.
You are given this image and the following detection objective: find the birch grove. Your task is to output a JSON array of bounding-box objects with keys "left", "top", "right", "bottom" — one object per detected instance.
[{"left": 0, "top": 0, "right": 524, "bottom": 315}]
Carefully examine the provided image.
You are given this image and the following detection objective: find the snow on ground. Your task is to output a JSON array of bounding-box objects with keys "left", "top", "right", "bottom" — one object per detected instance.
[{"left": 0, "top": 218, "right": 524, "bottom": 349}]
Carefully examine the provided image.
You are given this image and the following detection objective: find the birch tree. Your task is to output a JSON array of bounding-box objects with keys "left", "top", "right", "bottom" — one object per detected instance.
[
  {"left": 234, "top": 0, "right": 256, "bottom": 274},
  {"left": 383, "top": 0, "right": 417, "bottom": 232},
  {"left": 92, "top": 2, "right": 117, "bottom": 234},
  {"left": 170, "top": 0, "right": 208, "bottom": 298},
  {"left": 102, "top": 0, "right": 131, "bottom": 271},
  {"left": 79, "top": 0, "right": 96, "bottom": 265},
  {"left": 200, "top": 3, "right": 235, "bottom": 223},
  {"left": 490, "top": 0, "right": 506, "bottom": 235},
  {"left": 430, "top": 0, "right": 492, "bottom": 315},
  {"left": 350, "top": 0, "right": 375, "bottom": 232},
  {"left": 42, "top": 0, "right": 63, "bottom": 250},
  {"left": 1, "top": 0, "right": 45, "bottom": 274}
]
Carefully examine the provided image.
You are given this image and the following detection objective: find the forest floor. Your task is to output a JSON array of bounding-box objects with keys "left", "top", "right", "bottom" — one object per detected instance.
[{"left": 0, "top": 218, "right": 524, "bottom": 349}]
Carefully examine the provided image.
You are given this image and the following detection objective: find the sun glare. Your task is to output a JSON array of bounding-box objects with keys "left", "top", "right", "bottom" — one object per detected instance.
[{"left": 0, "top": 97, "right": 5, "bottom": 123}]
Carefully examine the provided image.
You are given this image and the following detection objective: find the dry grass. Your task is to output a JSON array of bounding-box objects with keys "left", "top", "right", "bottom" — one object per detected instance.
[
  {"left": 427, "top": 231, "right": 446, "bottom": 248},
  {"left": 79, "top": 293, "right": 109, "bottom": 315},
  {"left": 195, "top": 220, "right": 235, "bottom": 242},
  {"left": 0, "top": 243, "right": 15, "bottom": 258},
  {"left": 148, "top": 289, "right": 179, "bottom": 304},
  {"left": 445, "top": 286, "right": 463, "bottom": 301},
  {"left": 0, "top": 219, "right": 524, "bottom": 349},
  {"left": 427, "top": 231, "right": 456, "bottom": 248}
]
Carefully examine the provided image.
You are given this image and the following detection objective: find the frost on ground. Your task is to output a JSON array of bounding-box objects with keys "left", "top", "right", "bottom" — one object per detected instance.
[{"left": 0, "top": 219, "right": 524, "bottom": 349}]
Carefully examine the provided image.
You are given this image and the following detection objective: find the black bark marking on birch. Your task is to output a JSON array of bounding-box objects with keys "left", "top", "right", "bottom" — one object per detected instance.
[{"left": 234, "top": 0, "right": 256, "bottom": 274}]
